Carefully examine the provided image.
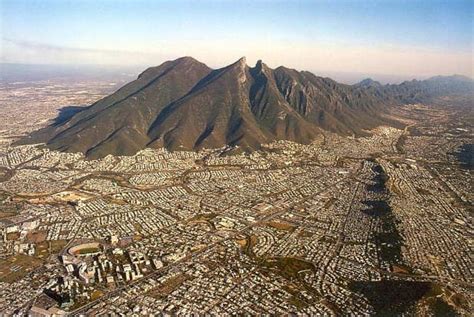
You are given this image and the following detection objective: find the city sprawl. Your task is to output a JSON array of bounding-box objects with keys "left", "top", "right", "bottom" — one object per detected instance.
[{"left": 0, "top": 81, "right": 472, "bottom": 315}]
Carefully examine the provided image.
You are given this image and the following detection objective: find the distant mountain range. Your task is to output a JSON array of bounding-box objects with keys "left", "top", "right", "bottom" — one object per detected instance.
[{"left": 20, "top": 57, "right": 473, "bottom": 158}]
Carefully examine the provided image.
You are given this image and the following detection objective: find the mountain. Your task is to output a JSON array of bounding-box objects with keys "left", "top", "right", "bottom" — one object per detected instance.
[
  {"left": 146, "top": 58, "right": 321, "bottom": 151},
  {"left": 354, "top": 75, "right": 474, "bottom": 104},
  {"left": 22, "top": 57, "right": 212, "bottom": 157},
  {"left": 380, "top": 75, "right": 474, "bottom": 103},
  {"left": 354, "top": 78, "right": 383, "bottom": 89},
  {"left": 20, "top": 57, "right": 472, "bottom": 158}
]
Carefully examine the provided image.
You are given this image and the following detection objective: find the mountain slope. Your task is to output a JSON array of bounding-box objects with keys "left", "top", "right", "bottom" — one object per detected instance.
[
  {"left": 273, "top": 68, "right": 398, "bottom": 135},
  {"left": 22, "top": 57, "right": 212, "bottom": 158},
  {"left": 146, "top": 58, "right": 320, "bottom": 151}
]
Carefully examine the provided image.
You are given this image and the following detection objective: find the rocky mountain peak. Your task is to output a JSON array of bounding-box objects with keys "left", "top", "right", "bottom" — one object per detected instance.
[{"left": 21, "top": 56, "right": 471, "bottom": 158}]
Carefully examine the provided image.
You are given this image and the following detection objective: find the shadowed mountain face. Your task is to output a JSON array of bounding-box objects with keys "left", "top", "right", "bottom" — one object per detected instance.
[
  {"left": 20, "top": 57, "right": 472, "bottom": 158},
  {"left": 22, "top": 57, "right": 213, "bottom": 158}
]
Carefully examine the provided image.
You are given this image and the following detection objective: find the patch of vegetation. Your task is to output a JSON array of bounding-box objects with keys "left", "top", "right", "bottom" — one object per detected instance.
[
  {"left": 5, "top": 232, "right": 20, "bottom": 241},
  {"left": 0, "top": 211, "right": 16, "bottom": 219},
  {"left": 76, "top": 247, "right": 101, "bottom": 255},
  {"left": 26, "top": 230, "right": 48, "bottom": 243},
  {"left": 35, "top": 240, "right": 68, "bottom": 258},
  {"left": 238, "top": 234, "right": 258, "bottom": 256},
  {"left": 188, "top": 213, "right": 217, "bottom": 222},
  {"left": 318, "top": 235, "right": 336, "bottom": 243},
  {"left": 0, "top": 254, "right": 43, "bottom": 283},
  {"left": 261, "top": 257, "right": 316, "bottom": 280},
  {"left": 297, "top": 229, "right": 314, "bottom": 238},
  {"left": 90, "top": 290, "right": 104, "bottom": 301},
  {"left": 264, "top": 221, "right": 296, "bottom": 231}
]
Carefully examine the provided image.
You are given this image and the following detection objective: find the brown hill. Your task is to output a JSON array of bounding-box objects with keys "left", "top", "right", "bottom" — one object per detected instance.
[{"left": 22, "top": 56, "right": 415, "bottom": 158}]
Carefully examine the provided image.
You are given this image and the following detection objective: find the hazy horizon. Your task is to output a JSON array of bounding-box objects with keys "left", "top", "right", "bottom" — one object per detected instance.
[
  {"left": 1, "top": 0, "right": 473, "bottom": 80},
  {"left": 1, "top": 60, "right": 471, "bottom": 85}
]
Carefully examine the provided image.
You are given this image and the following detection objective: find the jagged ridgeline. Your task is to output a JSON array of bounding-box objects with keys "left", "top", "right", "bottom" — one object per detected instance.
[{"left": 19, "top": 57, "right": 473, "bottom": 159}]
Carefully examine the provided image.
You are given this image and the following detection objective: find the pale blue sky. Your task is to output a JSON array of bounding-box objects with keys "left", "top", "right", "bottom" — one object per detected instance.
[{"left": 1, "top": 0, "right": 473, "bottom": 78}]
